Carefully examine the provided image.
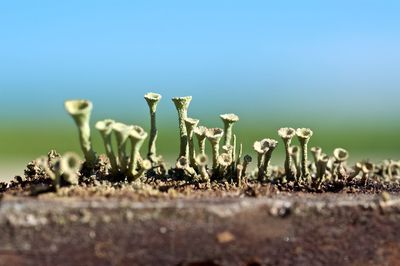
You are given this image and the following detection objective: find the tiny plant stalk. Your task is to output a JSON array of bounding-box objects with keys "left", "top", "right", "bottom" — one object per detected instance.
[
  {"left": 96, "top": 119, "right": 118, "bottom": 173},
  {"left": 278, "top": 128, "right": 296, "bottom": 180},
  {"left": 236, "top": 164, "right": 243, "bottom": 187},
  {"left": 113, "top": 123, "right": 133, "bottom": 172},
  {"left": 253, "top": 139, "right": 269, "bottom": 181},
  {"left": 206, "top": 128, "right": 224, "bottom": 171},
  {"left": 220, "top": 113, "right": 239, "bottom": 146},
  {"left": 232, "top": 134, "right": 237, "bottom": 166},
  {"left": 296, "top": 128, "right": 313, "bottom": 180},
  {"left": 184, "top": 118, "right": 200, "bottom": 167},
  {"left": 289, "top": 146, "right": 301, "bottom": 178},
  {"left": 172, "top": 96, "right": 192, "bottom": 159},
  {"left": 128, "top": 126, "right": 148, "bottom": 179},
  {"left": 242, "top": 155, "right": 252, "bottom": 178},
  {"left": 64, "top": 100, "right": 97, "bottom": 168},
  {"left": 311, "top": 147, "right": 322, "bottom": 168},
  {"left": 316, "top": 154, "right": 329, "bottom": 183},
  {"left": 195, "top": 154, "right": 210, "bottom": 185},
  {"left": 194, "top": 126, "right": 207, "bottom": 156},
  {"left": 262, "top": 139, "right": 278, "bottom": 179},
  {"left": 144, "top": 93, "right": 161, "bottom": 162}
]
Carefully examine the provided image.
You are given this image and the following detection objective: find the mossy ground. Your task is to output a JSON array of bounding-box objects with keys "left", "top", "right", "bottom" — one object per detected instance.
[{"left": 1, "top": 153, "right": 400, "bottom": 201}]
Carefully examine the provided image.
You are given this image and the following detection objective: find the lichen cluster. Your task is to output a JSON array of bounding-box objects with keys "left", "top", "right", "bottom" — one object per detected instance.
[{"left": 31, "top": 93, "right": 400, "bottom": 192}]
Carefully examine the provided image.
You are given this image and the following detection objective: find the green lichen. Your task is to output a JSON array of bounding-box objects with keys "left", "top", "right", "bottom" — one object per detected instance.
[{"left": 65, "top": 100, "right": 97, "bottom": 168}]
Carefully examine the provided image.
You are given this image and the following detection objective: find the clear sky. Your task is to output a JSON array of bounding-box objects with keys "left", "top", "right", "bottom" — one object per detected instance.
[{"left": 1, "top": 1, "right": 399, "bottom": 121}]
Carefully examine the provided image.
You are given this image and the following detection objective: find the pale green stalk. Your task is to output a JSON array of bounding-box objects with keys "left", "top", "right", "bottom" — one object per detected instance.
[
  {"left": 113, "top": 122, "right": 133, "bottom": 172},
  {"left": 220, "top": 113, "right": 239, "bottom": 146},
  {"left": 65, "top": 100, "right": 97, "bottom": 168},
  {"left": 144, "top": 93, "right": 162, "bottom": 162},
  {"left": 172, "top": 96, "right": 192, "bottom": 158},
  {"left": 278, "top": 127, "right": 296, "bottom": 180},
  {"left": 206, "top": 128, "right": 224, "bottom": 171},
  {"left": 96, "top": 119, "right": 118, "bottom": 173},
  {"left": 194, "top": 126, "right": 207, "bottom": 156},
  {"left": 128, "top": 125, "right": 148, "bottom": 179},
  {"left": 261, "top": 139, "right": 278, "bottom": 179},
  {"left": 184, "top": 117, "right": 200, "bottom": 167},
  {"left": 296, "top": 128, "right": 313, "bottom": 180}
]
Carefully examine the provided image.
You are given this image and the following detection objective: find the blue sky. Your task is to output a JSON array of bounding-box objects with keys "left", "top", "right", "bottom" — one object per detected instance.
[{"left": 1, "top": 1, "right": 399, "bottom": 122}]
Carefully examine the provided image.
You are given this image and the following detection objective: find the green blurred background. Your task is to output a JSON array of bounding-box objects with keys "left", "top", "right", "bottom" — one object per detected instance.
[{"left": 1, "top": 1, "right": 400, "bottom": 179}]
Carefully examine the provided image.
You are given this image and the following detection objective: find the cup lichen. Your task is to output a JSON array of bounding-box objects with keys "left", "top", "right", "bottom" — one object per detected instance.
[
  {"left": 95, "top": 119, "right": 118, "bottom": 173},
  {"left": 184, "top": 117, "right": 200, "bottom": 167},
  {"left": 56, "top": 93, "right": 399, "bottom": 191},
  {"left": 172, "top": 96, "right": 192, "bottom": 159},
  {"left": 220, "top": 113, "right": 239, "bottom": 146},
  {"left": 128, "top": 125, "right": 148, "bottom": 180},
  {"left": 206, "top": 128, "right": 224, "bottom": 171},
  {"left": 194, "top": 126, "right": 207, "bottom": 156},
  {"left": 112, "top": 122, "right": 134, "bottom": 173},
  {"left": 278, "top": 127, "right": 296, "bottom": 180},
  {"left": 65, "top": 100, "right": 97, "bottom": 168},
  {"left": 296, "top": 128, "right": 313, "bottom": 180},
  {"left": 144, "top": 92, "right": 162, "bottom": 162}
]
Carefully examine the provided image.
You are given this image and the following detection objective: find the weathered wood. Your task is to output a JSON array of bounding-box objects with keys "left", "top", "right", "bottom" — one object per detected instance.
[{"left": 0, "top": 194, "right": 399, "bottom": 266}]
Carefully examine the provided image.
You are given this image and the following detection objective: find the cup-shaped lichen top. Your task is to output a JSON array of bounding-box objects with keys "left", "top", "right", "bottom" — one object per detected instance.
[
  {"left": 296, "top": 128, "right": 313, "bottom": 141},
  {"left": 172, "top": 96, "right": 192, "bottom": 158},
  {"left": 206, "top": 128, "right": 224, "bottom": 144},
  {"left": 264, "top": 138, "right": 278, "bottom": 149},
  {"left": 310, "top": 146, "right": 322, "bottom": 163},
  {"left": 95, "top": 119, "right": 115, "bottom": 135},
  {"left": 60, "top": 152, "right": 81, "bottom": 172},
  {"left": 262, "top": 138, "right": 278, "bottom": 177},
  {"left": 278, "top": 127, "right": 296, "bottom": 179},
  {"left": 64, "top": 99, "right": 96, "bottom": 167},
  {"left": 253, "top": 139, "right": 270, "bottom": 154},
  {"left": 222, "top": 144, "right": 233, "bottom": 154},
  {"left": 362, "top": 161, "right": 375, "bottom": 174},
  {"left": 65, "top": 100, "right": 93, "bottom": 124},
  {"left": 195, "top": 154, "right": 208, "bottom": 167},
  {"left": 218, "top": 153, "right": 232, "bottom": 168},
  {"left": 278, "top": 127, "right": 296, "bottom": 140},
  {"left": 144, "top": 92, "right": 162, "bottom": 113},
  {"left": 220, "top": 113, "right": 239, "bottom": 123},
  {"left": 194, "top": 126, "right": 207, "bottom": 139},
  {"left": 253, "top": 139, "right": 270, "bottom": 169},
  {"left": 184, "top": 118, "right": 200, "bottom": 130},
  {"left": 95, "top": 119, "right": 118, "bottom": 171},
  {"left": 144, "top": 92, "right": 162, "bottom": 161},
  {"left": 112, "top": 122, "right": 134, "bottom": 171},
  {"left": 128, "top": 125, "right": 148, "bottom": 177},
  {"left": 296, "top": 128, "right": 313, "bottom": 178},
  {"left": 113, "top": 122, "right": 133, "bottom": 147},
  {"left": 59, "top": 152, "right": 81, "bottom": 185},
  {"left": 220, "top": 113, "right": 239, "bottom": 146},
  {"left": 320, "top": 153, "right": 329, "bottom": 163},
  {"left": 176, "top": 156, "right": 190, "bottom": 170},
  {"left": 184, "top": 117, "right": 200, "bottom": 166},
  {"left": 206, "top": 128, "right": 224, "bottom": 169},
  {"left": 172, "top": 96, "right": 192, "bottom": 110},
  {"left": 333, "top": 148, "right": 349, "bottom": 163},
  {"left": 243, "top": 154, "right": 252, "bottom": 164},
  {"left": 194, "top": 126, "right": 208, "bottom": 155},
  {"left": 129, "top": 125, "right": 148, "bottom": 142}
]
